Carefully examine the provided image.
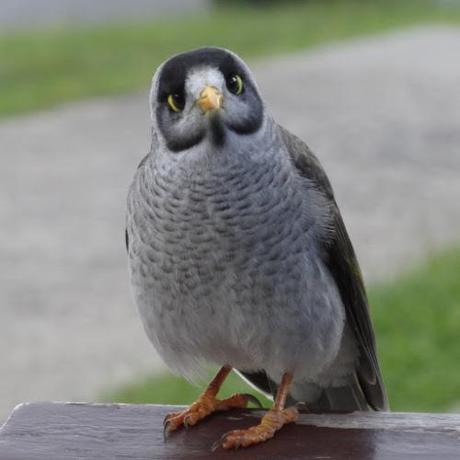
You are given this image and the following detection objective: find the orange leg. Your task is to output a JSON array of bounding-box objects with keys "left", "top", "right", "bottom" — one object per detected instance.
[
  {"left": 214, "top": 372, "right": 299, "bottom": 450},
  {"left": 163, "top": 365, "right": 261, "bottom": 437}
]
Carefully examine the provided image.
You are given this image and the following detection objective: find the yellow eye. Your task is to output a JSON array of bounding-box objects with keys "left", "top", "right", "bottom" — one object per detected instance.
[
  {"left": 167, "top": 93, "right": 185, "bottom": 112},
  {"left": 226, "top": 74, "right": 244, "bottom": 96}
]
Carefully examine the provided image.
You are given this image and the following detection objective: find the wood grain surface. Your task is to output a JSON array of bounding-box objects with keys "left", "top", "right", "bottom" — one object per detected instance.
[{"left": 0, "top": 403, "right": 459, "bottom": 459}]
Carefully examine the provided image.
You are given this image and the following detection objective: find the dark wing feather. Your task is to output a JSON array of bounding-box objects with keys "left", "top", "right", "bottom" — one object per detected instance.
[
  {"left": 279, "top": 125, "right": 389, "bottom": 411},
  {"left": 125, "top": 228, "right": 129, "bottom": 252},
  {"left": 125, "top": 153, "right": 150, "bottom": 254},
  {"left": 236, "top": 370, "right": 278, "bottom": 400}
]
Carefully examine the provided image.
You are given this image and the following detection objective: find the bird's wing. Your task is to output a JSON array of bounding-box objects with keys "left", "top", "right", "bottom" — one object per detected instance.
[
  {"left": 125, "top": 153, "right": 150, "bottom": 253},
  {"left": 279, "top": 125, "right": 389, "bottom": 411}
]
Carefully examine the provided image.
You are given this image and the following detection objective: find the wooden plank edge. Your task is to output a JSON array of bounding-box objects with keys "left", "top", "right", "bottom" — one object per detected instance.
[
  {"left": 0, "top": 402, "right": 30, "bottom": 433},
  {"left": 1, "top": 402, "right": 459, "bottom": 434}
]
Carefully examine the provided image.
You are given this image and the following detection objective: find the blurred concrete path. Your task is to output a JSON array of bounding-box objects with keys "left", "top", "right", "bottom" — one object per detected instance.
[
  {"left": 0, "top": 0, "right": 209, "bottom": 30},
  {"left": 1, "top": 26, "right": 460, "bottom": 421}
]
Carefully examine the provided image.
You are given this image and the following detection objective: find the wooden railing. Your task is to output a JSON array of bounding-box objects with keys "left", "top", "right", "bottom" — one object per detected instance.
[{"left": 0, "top": 402, "right": 459, "bottom": 459}]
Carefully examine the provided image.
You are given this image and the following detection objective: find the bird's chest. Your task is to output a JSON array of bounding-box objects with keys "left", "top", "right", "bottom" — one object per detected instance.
[
  {"left": 127, "top": 156, "right": 343, "bottom": 377},
  {"left": 130, "top": 160, "right": 310, "bottom": 310}
]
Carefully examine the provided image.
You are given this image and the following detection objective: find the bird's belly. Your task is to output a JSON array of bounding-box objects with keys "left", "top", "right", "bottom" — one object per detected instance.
[
  {"left": 130, "top": 232, "right": 345, "bottom": 383},
  {"left": 128, "top": 160, "right": 344, "bottom": 383}
]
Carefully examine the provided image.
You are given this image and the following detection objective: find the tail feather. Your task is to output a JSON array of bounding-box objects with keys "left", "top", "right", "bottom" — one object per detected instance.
[
  {"left": 306, "top": 376, "right": 369, "bottom": 413},
  {"left": 237, "top": 369, "right": 388, "bottom": 412}
]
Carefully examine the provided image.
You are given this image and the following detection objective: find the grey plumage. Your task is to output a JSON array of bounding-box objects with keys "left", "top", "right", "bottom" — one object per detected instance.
[{"left": 126, "top": 47, "right": 388, "bottom": 413}]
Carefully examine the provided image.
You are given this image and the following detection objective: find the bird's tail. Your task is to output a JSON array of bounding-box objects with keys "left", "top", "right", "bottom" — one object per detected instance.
[
  {"left": 238, "top": 369, "right": 387, "bottom": 412},
  {"left": 297, "top": 374, "right": 373, "bottom": 413}
]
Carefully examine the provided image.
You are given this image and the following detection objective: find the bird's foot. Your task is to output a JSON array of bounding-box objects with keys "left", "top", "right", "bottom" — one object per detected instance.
[
  {"left": 213, "top": 406, "right": 298, "bottom": 450},
  {"left": 164, "top": 392, "right": 261, "bottom": 437}
]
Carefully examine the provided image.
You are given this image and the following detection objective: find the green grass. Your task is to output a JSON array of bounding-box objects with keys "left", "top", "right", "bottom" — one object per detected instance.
[
  {"left": 2, "top": 0, "right": 460, "bottom": 118},
  {"left": 106, "top": 370, "right": 271, "bottom": 408},
  {"left": 105, "top": 246, "right": 460, "bottom": 412},
  {"left": 371, "top": 246, "right": 460, "bottom": 412}
]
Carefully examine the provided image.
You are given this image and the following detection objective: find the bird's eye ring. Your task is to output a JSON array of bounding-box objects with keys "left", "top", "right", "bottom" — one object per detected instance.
[
  {"left": 226, "top": 74, "right": 244, "bottom": 96},
  {"left": 167, "top": 93, "right": 185, "bottom": 112}
]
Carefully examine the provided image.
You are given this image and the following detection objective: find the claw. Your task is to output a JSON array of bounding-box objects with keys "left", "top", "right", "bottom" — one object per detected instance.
[
  {"left": 163, "top": 411, "right": 178, "bottom": 427},
  {"left": 183, "top": 415, "right": 190, "bottom": 430},
  {"left": 211, "top": 438, "right": 221, "bottom": 452},
  {"left": 163, "top": 421, "right": 172, "bottom": 441},
  {"left": 211, "top": 432, "right": 228, "bottom": 452}
]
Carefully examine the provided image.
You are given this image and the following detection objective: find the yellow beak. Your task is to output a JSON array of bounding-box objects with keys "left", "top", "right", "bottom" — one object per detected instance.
[{"left": 197, "top": 86, "right": 223, "bottom": 113}]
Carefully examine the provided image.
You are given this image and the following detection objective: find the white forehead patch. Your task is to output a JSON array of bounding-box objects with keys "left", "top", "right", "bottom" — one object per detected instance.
[{"left": 185, "top": 67, "right": 225, "bottom": 99}]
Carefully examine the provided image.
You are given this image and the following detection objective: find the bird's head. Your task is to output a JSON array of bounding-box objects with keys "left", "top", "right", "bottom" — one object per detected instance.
[{"left": 150, "top": 47, "right": 265, "bottom": 153}]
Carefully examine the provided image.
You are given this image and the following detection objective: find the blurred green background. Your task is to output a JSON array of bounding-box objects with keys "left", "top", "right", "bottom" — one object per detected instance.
[
  {"left": 2, "top": 0, "right": 460, "bottom": 118},
  {"left": 1, "top": 0, "right": 459, "bottom": 416}
]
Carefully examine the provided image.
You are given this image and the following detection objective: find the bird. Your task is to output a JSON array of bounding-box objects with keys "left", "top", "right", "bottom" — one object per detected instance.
[{"left": 125, "top": 47, "right": 389, "bottom": 450}]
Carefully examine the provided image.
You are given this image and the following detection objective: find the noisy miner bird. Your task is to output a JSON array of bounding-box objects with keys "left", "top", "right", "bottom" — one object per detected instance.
[{"left": 126, "top": 47, "right": 388, "bottom": 450}]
